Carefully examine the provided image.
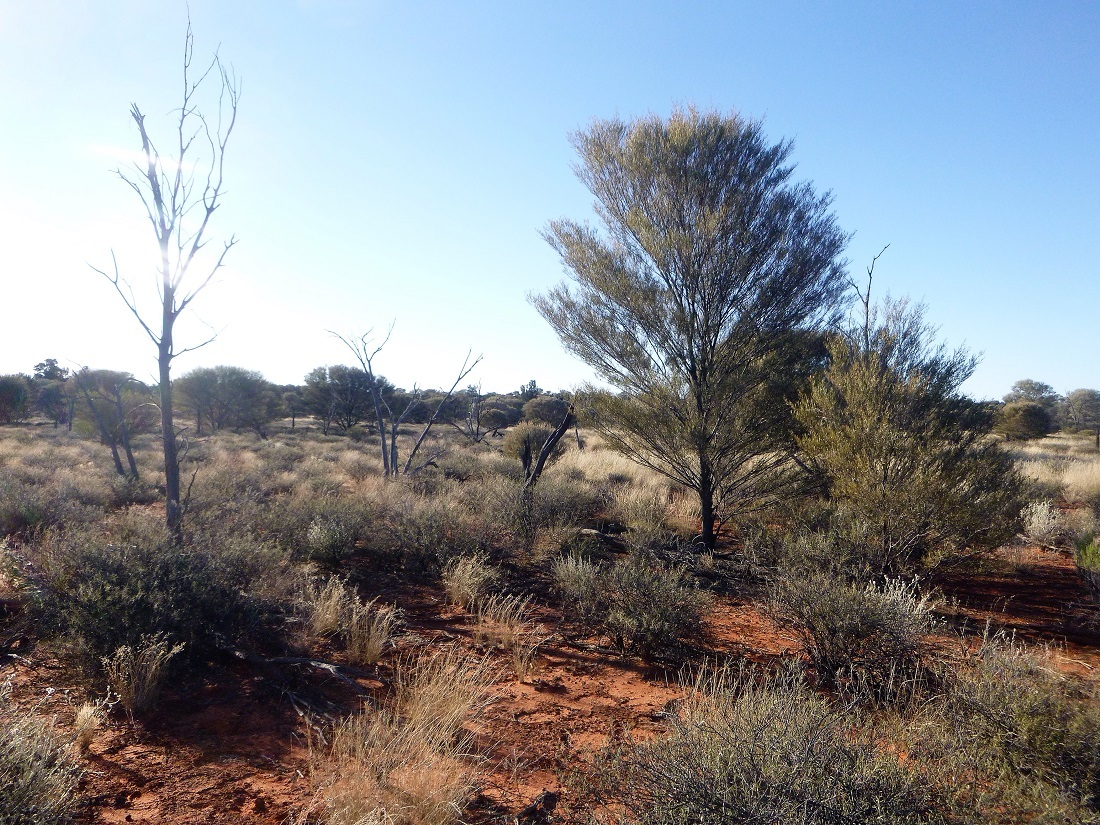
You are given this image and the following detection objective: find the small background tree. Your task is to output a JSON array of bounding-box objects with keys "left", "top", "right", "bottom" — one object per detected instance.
[{"left": 1064, "top": 389, "right": 1100, "bottom": 449}]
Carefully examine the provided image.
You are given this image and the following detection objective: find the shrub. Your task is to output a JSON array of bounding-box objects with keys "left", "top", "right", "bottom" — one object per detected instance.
[
  {"left": 922, "top": 636, "right": 1100, "bottom": 816},
  {"left": 521, "top": 395, "right": 571, "bottom": 426},
  {"left": 501, "top": 422, "right": 563, "bottom": 466},
  {"left": 793, "top": 300, "right": 1025, "bottom": 574},
  {"left": 1076, "top": 534, "right": 1100, "bottom": 601},
  {"left": 386, "top": 497, "right": 488, "bottom": 576},
  {"left": 263, "top": 491, "right": 374, "bottom": 564},
  {"left": 553, "top": 553, "right": 706, "bottom": 659},
  {"left": 600, "top": 667, "right": 935, "bottom": 825},
  {"left": 22, "top": 527, "right": 290, "bottom": 665},
  {"left": 0, "top": 690, "right": 82, "bottom": 825},
  {"left": 1020, "top": 500, "right": 1064, "bottom": 547},
  {"left": 768, "top": 571, "right": 935, "bottom": 685}
]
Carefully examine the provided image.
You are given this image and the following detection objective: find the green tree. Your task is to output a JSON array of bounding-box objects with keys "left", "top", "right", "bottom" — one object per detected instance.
[
  {"left": 73, "top": 369, "right": 156, "bottom": 479},
  {"left": 32, "top": 358, "right": 69, "bottom": 382},
  {"left": 1004, "top": 378, "right": 1060, "bottom": 410},
  {"left": 1064, "top": 388, "right": 1100, "bottom": 449},
  {"left": 302, "top": 365, "right": 378, "bottom": 435},
  {"left": 0, "top": 375, "right": 31, "bottom": 424},
  {"left": 522, "top": 394, "right": 570, "bottom": 426},
  {"left": 175, "top": 365, "right": 280, "bottom": 438},
  {"left": 533, "top": 108, "right": 849, "bottom": 548},
  {"left": 33, "top": 379, "right": 72, "bottom": 429},
  {"left": 995, "top": 400, "right": 1052, "bottom": 441},
  {"left": 793, "top": 300, "right": 1024, "bottom": 574}
]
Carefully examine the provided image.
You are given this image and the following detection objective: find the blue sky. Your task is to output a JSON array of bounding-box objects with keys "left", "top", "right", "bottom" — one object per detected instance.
[{"left": 0, "top": 0, "right": 1096, "bottom": 399}]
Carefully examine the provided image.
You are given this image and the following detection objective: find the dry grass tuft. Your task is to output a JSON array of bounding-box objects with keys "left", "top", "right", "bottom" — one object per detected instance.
[
  {"left": 72, "top": 700, "right": 105, "bottom": 754},
  {"left": 303, "top": 576, "right": 403, "bottom": 666},
  {"left": 102, "top": 635, "right": 184, "bottom": 718},
  {"left": 308, "top": 646, "right": 496, "bottom": 825},
  {"left": 441, "top": 555, "right": 500, "bottom": 610}
]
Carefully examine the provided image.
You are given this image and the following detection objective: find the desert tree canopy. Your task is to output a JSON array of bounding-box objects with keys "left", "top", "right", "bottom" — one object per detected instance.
[{"left": 533, "top": 107, "right": 850, "bottom": 548}]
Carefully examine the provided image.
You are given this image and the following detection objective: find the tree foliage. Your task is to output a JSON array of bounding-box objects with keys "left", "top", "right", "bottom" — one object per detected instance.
[
  {"left": 793, "top": 300, "right": 1024, "bottom": 573},
  {"left": 0, "top": 375, "right": 32, "bottom": 424},
  {"left": 175, "top": 366, "right": 280, "bottom": 437},
  {"left": 533, "top": 107, "right": 850, "bottom": 547},
  {"left": 995, "top": 400, "right": 1053, "bottom": 441},
  {"left": 302, "top": 365, "right": 381, "bottom": 435},
  {"left": 1064, "top": 388, "right": 1100, "bottom": 449}
]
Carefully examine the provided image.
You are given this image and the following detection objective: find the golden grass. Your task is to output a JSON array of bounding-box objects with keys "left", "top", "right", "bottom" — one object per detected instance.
[
  {"left": 309, "top": 646, "right": 496, "bottom": 825},
  {"left": 441, "top": 555, "right": 500, "bottom": 610},
  {"left": 1012, "top": 435, "right": 1100, "bottom": 508},
  {"left": 102, "top": 635, "right": 184, "bottom": 718}
]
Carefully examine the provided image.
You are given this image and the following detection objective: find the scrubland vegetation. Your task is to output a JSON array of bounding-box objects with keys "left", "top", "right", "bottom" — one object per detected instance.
[
  {"left": 0, "top": 402, "right": 1099, "bottom": 823},
  {"left": 3, "top": 101, "right": 1100, "bottom": 824}
]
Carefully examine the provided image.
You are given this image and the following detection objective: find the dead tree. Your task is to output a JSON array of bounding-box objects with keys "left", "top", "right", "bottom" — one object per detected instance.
[
  {"left": 92, "top": 21, "right": 238, "bottom": 543},
  {"left": 334, "top": 328, "right": 481, "bottom": 477}
]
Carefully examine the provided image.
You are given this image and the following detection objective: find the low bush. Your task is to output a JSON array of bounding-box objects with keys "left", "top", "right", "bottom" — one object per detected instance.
[
  {"left": 598, "top": 666, "right": 935, "bottom": 825},
  {"left": 21, "top": 526, "right": 291, "bottom": 666},
  {"left": 501, "top": 422, "right": 563, "bottom": 466},
  {"left": 914, "top": 636, "right": 1100, "bottom": 818},
  {"left": 768, "top": 571, "right": 935, "bottom": 685},
  {"left": 1075, "top": 534, "right": 1100, "bottom": 602},
  {"left": 0, "top": 689, "right": 82, "bottom": 825},
  {"left": 266, "top": 492, "right": 375, "bottom": 565},
  {"left": 1020, "top": 500, "right": 1064, "bottom": 547},
  {"left": 553, "top": 553, "right": 706, "bottom": 659}
]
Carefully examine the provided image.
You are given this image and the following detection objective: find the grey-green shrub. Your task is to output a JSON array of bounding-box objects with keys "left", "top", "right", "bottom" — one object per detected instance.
[
  {"left": 21, "top": 526, "right": 290, "bottom": 665},
  {"left": 0, "top": 695, "right": 81, "bottom": 825},
  {"left": 768, "top": 571, "right": 934, "bottom": 685},
  {"left": 553, "top": 553, "right": 706, "bottom": 658},
  {"left": 920, "top": 636, "right": 1100, "bottom": 816},
  {"left": 601, "top": 667, "right": 936, "bottom": 825}
]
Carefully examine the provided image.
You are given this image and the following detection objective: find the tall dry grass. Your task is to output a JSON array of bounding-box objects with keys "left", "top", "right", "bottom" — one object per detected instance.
[
  {"left": 308, "top": 646, "right": 496, "bottom": 825},
  {"left": 1011, "top": 434, "right": 1100, "bottom": 508}
]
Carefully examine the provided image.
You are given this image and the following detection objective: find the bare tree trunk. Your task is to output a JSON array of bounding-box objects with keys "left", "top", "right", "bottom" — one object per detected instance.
[
  {"left": 94, "top": 23, "right": 237, "bottom": 546},
  {"left": 111, "top": 384, "right": 139, "bottom": 479},
  {"left": 698, "top": 461, "right": 716, "bottom": 551}
]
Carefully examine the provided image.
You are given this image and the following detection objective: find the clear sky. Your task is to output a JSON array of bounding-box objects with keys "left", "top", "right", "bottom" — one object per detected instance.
[{"left": 1, "top": 0, "right": 1096, "bottom": 399}]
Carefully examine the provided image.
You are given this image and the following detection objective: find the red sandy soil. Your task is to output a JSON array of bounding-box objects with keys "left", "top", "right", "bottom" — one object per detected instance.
[{"left": 2, "top": 544, "right": 1098, "bottom": 824}]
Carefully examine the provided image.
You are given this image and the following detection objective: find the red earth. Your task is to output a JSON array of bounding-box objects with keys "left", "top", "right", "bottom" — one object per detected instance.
[{"left": 2, "top": 542, "right": 1098, "bottom": 824}]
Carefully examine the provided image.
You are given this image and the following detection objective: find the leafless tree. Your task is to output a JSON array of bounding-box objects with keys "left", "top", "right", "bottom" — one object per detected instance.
[
  {"left": 334, "top": 328, "right": 481, "bottom": 476},
  {"left": 92, "top": 21, "right": 239, "bottom": 542}
]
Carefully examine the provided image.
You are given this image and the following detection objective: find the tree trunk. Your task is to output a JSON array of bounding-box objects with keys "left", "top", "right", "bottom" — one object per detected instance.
[
  {"left": 160, "top": 299, "right": 183, "bottom": 545},
  {"left": 698, "top": 460, "right": 716, "bottom": 550},
  {"left": 112, "top": 385, "right": 139, "bottom": 479}
]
